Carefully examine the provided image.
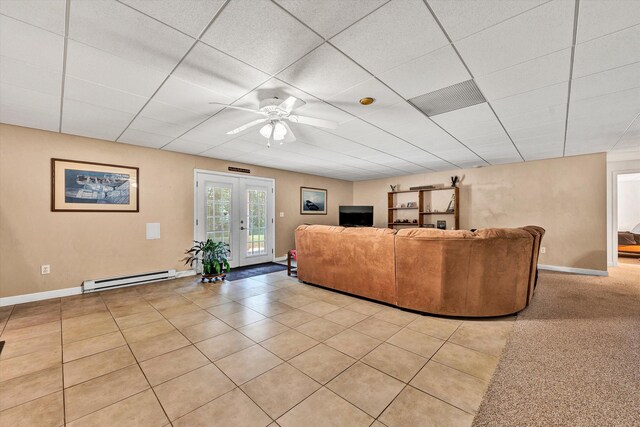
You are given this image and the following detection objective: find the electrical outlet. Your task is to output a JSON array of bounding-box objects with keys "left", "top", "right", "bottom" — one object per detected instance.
[
  {"left": 540, "top": 247, "right": 546, "bottom": 254},
  {"left": 41, "top": 265, "right": 50, "bottom": 275}
]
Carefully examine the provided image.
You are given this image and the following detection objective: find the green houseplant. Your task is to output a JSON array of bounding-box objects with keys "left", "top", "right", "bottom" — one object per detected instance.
[{"left": 184, "top": 239, "right": 231, "bottom": 279}]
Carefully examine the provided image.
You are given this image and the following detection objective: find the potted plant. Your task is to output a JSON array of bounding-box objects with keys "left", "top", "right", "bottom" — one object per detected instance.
[{"left": 184, "top": 239, "right": 231, "bottom": 282}]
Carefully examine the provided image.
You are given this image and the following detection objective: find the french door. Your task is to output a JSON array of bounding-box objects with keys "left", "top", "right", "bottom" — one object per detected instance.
[{"left": 195, "top": 171, "right": 274, "bottom": 268}]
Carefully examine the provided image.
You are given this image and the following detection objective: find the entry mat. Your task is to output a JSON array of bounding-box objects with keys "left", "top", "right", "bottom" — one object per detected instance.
[{"left": 225, "top": 262, "right": 287, "bottom": 281}]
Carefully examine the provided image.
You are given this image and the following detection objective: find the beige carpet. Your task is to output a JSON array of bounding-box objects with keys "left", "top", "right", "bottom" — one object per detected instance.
[{"left": 473, "top": 264, "right": 640, "bottom": 427}]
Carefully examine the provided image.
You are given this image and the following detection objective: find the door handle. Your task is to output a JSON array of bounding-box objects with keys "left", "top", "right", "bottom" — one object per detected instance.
[{"left": 240, "top": 226, "right": 246, "bottom": 230}]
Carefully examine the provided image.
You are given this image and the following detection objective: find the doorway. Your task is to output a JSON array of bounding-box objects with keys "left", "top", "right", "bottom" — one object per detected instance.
[
  {"left": 615, "top": 172, "right": 640, "bottom": 266},
  {"left": 194, "top": 170, "right": 275, "bottom": 268}
]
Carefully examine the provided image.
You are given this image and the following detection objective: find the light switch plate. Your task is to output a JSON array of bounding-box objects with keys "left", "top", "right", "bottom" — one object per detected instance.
[
  {"left": 146, "top": 223, "right": 160, "bottom": 240},
  {"left": 279, "top": 212, "right": 284, "bottom": 217}
]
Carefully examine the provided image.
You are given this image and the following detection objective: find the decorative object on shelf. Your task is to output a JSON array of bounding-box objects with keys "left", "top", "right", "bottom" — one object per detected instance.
[
  {"left": 410, "top": 184, "right": 443, "bottom": 190},
  {"left": 446, "top": 194, "right": 455, "bottom": 213},
  {"left": 300, "top": 187, "right": 327, "bottom": 215},
  {"left": 51, "top": 158, "right": 139, "bottom": 212},
  {"left": 425, "top": 204, "right": 431, "bottom": 212},
  {"left": 424, "top": 223, "right": 435, "bottom": 228},
  {"left": 396, "top": 204, "right": 401, "bottom": 208},
  {"left": 412, "top": 219, "right": 418, "bottom": 223},
  {"left": 407, "top": 202, "right": 417, "bottom": 208},
  {"left": 401, "top": 203, "right": 406, "bottom": 208},
  {"left": 390, "top": 184, "right": 397, "bottom": 192},
  {"left": 437, "top": 220, "right": 447, "bottom": 230},
  {"left": 184, "top": 239, "right": 230, "bottom": 282},
  {"left": 450, "top": 176, "right": 459, "bottom": 187}
]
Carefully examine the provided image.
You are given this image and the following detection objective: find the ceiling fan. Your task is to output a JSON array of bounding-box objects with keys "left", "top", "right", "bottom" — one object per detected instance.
[{"left": 210, "top": 96, "right": 338, "bottom": 147}]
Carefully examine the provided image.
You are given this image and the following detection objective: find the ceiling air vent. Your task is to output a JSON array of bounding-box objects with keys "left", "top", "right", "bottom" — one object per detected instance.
[{"left": 408, "top": 79, "right": 486, "bottom": 117}]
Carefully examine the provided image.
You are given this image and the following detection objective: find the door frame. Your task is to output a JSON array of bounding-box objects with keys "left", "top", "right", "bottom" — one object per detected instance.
[{"left": 193, "top": 169, "right": 276, "bottom": 267}]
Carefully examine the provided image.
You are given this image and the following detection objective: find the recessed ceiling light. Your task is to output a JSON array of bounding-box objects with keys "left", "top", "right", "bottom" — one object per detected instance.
[{"left": 359, "top": 97, "right": 375, "bottom": 105}]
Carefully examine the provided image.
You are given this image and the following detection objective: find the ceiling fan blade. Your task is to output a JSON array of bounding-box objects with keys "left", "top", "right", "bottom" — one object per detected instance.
[
  {"left": 226, "top": 118, "right": 268, "bottom": 135},
  {"left": 209, "top": 103, "right": 267, "bottom": 116},
  {"left": 278, "top": 96, "right": 305, "bottom": 114},
  {"left": 287, "top": 114, "right": 338, "bottom": 130},
  {"left": 281, "top": 121, "right": 296, "bottom": 143}
]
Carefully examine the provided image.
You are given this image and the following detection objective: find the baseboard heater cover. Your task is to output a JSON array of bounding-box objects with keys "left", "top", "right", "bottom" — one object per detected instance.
[{"left": 83, "top": 269, "right": 177, "bottom": 293}]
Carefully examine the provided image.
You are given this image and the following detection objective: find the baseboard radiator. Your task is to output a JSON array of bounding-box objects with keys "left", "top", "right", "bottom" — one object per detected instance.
[{"left": 83, "top": 269, "right": 177, "bottom": 293}]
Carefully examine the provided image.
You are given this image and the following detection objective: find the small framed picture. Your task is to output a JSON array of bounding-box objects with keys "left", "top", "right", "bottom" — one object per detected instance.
[
  {"left": 424, "top": 223, "right": 435, "bottom": 228},
  {"left": 437, "top": 220, "right": 447, "bottom": 230},
  {"left": 300, "top": 187, "right": 327, "bottom": 215},
  {"left": 51, "top": 158, "right": 139, "bottom": 212}
]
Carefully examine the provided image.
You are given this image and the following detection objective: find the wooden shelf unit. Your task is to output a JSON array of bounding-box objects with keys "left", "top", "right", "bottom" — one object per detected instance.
[{"left": 388, "top": 186, "right": 460, "bottom": 229}]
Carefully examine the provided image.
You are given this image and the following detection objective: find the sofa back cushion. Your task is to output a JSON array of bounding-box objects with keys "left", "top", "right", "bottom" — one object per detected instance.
[
  {"left": 295, "top": 225, "right": 397, "bottom": 304},
  {"left": 395, "top": 228, "right": 534, "bottom": 316}
]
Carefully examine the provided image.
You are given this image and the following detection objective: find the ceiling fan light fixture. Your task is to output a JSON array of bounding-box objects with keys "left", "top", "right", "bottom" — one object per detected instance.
[
  {"left": 359, "top": 97, "right": 375, "bottom": 105},
  {"left": 273, "top": 122, "right": 287, "bottom": 141},
  {"left": 259, "top": 123, "right": 273, "bottom": 139}
]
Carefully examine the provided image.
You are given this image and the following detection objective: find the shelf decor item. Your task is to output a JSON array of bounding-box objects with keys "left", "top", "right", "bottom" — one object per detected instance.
[
  {"left": 437, "top": 220, "right": 447, "bottom": 230},
  {"left": 184, "top": 239, "right": 230, "bottom": 282},
  {"left": 446, "top": 194, "right": 455, "bottom": 213},
  {"left": 51, "top": 158, "right": 139, "bottom": 212},
  {"left": 450, "top": 176, "right": 459, "bottom": 187},
  {"left": 300, "top": 187, "right": 327, "bottom": 215}
]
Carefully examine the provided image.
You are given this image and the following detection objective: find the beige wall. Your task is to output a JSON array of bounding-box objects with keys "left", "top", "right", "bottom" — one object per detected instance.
[
  {"left": 354, "top": 153, "right": 607, "bottom": 272},
  {"left": 0, "top": 124, "right": 353, "bottom": 298}
]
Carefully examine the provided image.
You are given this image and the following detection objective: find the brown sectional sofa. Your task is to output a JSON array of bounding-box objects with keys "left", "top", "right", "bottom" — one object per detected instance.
[{"left": 295, "top": 224, "right": 545, "bottom": 317}]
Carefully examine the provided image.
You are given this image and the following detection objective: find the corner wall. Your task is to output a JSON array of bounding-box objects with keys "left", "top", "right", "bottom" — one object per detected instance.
[
  {"left": 353, "top": 153, "right": 608, "bottom": 272},
  {"left": 0, "top": 124, "right": 353, "bottom": 298}
]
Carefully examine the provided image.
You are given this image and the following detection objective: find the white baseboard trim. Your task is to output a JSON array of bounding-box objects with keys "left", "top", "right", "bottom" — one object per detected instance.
[
  {"left": 538, "top": 264, "right": 608, "bottom": 277},
  {"left": 274, "top": 256, "right": 287, "bottom": 262},
  {"left": 175, "top": 269, "right": 196, "bottom": 278},
  {"left": 0, "top": 286, "right": 82, "bottom": 307},
  {"left": 0, "top": 269, "right": 197, "bottom": 307}
]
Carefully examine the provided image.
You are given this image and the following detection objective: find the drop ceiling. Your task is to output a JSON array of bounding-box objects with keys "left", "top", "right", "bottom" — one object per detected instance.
[{"left": 0, "top": 0, "right": 639, "bottom": 181}]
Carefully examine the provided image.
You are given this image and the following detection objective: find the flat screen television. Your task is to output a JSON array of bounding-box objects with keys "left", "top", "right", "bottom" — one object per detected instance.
[{"left": 339, "top": 206, "right": 374, "bottom": 227}]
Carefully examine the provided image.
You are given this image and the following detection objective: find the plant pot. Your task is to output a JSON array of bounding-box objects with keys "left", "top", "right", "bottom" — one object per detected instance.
[{"left": 201, "top": 272, "right": 226, "bottom": 283}]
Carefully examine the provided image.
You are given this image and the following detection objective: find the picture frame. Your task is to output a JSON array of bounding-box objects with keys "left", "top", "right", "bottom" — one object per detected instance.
[
  {"left": 300, "top": 187, "right": 327, "bottom": 215},
  {"left": 437, "top": 220, "right": 447, "bottom": 230},
  {"left": 51, "top": 158, "right": 139, "bottom": 212}
]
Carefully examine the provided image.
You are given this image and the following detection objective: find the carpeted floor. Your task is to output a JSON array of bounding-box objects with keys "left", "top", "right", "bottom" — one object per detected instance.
[
  {"left": 473, "top": 264, "right": 640, "bottom": 427},
  {"left": 225, "top": 262, "right": 288, "bottom": 281}
]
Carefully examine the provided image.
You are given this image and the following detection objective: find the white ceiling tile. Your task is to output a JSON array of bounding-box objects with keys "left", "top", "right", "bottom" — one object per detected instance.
[
  {"left": 331, "top": 0, "right": 448, "bottom": 75},
  {"left": 65, "top": 40, "right": 168, "bottom": 97},
  {"left": 377, "top": 45, "right": 471, "bottom": 99},
  {"left": 152, "top": 76, "right": 232, "bottom": 115},
  {"left": 572, "top": 25, "right": 640, "bottom": 78},
  {"left": 64, "top": 77, "right": 147, "bottom": 114},
  {"left": 137, "top": 101, "right": 209, "bottom": 128},
  {"left": 429, "top": 0, "right": 548, "bottom": 41},
  {"left": 0, "top": 0, "right": 66, "bottom": 35},
  {"left": 163, "top": 137, "right": 222, "bottom": 156},
  {"left": 181, "top": 116, "right": 244, "bottom": 146},
  {"left": 0, "top": 15, "right": 63, "bottom": 70},
  {"left": 455, "top": 0, "right": 575, "bottom": 76},
  {"left": 127, "top": 115, "right": 191, "bottom": 138},
  {"left": 277, "top": 44, "right": 371, "bottom": 99},
  {"left": 475, "top": 48, "right": 571, "bottom": 100},
  {"left": 432, "top": 103, "right": 503, "bottom": 138},
  {"left": 274, "top": 0, "right": 387, "bottom": 38},
  {"left": 68, "top": 0, "right": 193, "bottom": 73},
  {"left": 201, "top": 0, "right": 323, "bottom": 74},
  {"left": 0, "top": 56, "right": 61, "bottom": 96},
  {"left": 571, "top": 62, "right": 640, "bottom": 102},
  {"left": 61, "top": 99, "right": 134, "bottom": 141},
  {"left": 491, "top": 82, "right": 568, "bottom": 121},
  {"left": 326, "top": 78, "right": 404, "bottom": 117},
  {"left": 576, "top": 0, "right": 640, "bottom": 43},
  {"left": 569, "top": 87, "right": 640, "bottom": 123},
  {"left": 0, "top": 82, "right": 60, "bottom": 131},
  {"left": 119, "top": 0, "right": 225, "bottom": 37},
  {"left": 613, "top": 118, "right": 640, "bottom": 152},
  {"left": 507, "top": 120, "right": 566, "bottom": 161},
  {"left": 172, "top": 42, "right": 269, "bottom": 99},
  {"left": 118, "top": 128, "right": 174, "bottom": 149}
]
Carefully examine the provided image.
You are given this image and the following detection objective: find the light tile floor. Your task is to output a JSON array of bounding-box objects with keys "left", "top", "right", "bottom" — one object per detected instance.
[{"left": 0, "top": 271, "right": 514, "bottom": 426}]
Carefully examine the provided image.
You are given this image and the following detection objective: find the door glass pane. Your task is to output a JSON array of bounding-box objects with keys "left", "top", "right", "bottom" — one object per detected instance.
[
  {"left": 246, "top": 189, "right": 267, "bottom": 256},
  {"left": 206, "top": 184, "right": 232, "bottom": 257}
]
